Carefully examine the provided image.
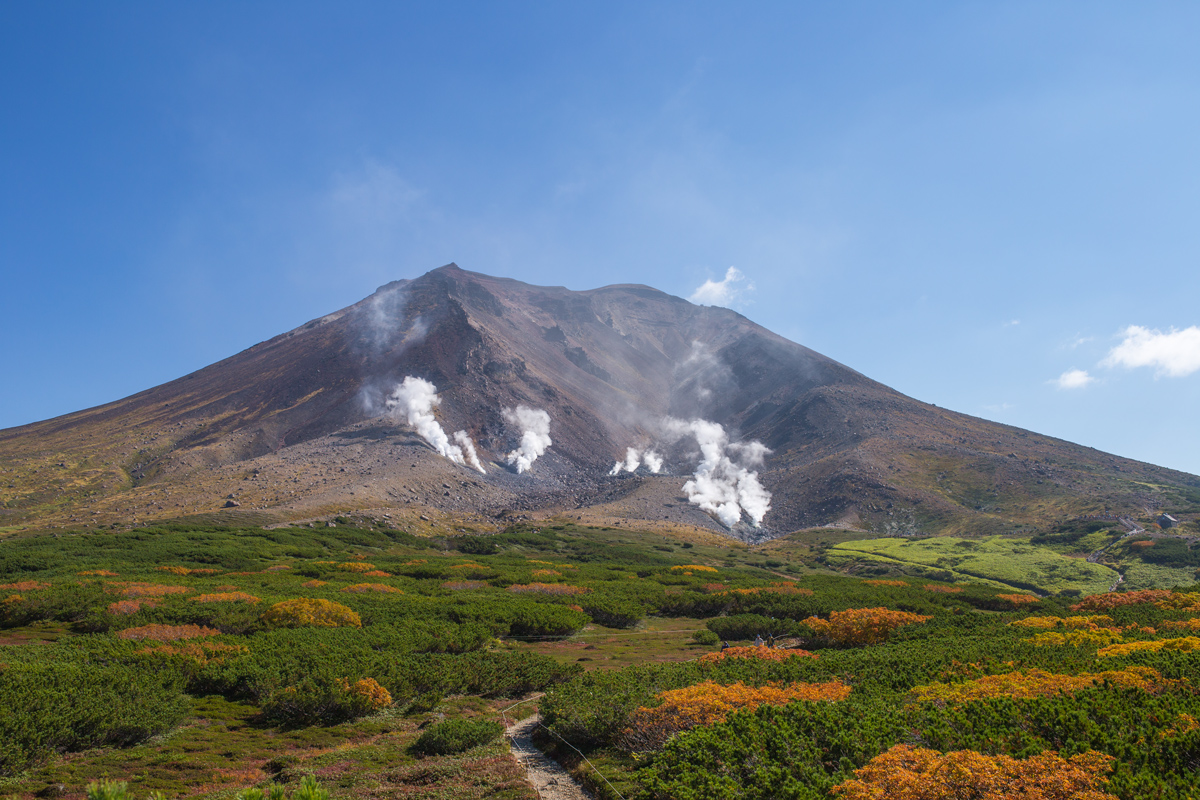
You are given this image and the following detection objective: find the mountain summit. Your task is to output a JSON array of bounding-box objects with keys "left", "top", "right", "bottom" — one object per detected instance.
[{"left": 2, "top": 264, "right": 1196, "bottom": 538}]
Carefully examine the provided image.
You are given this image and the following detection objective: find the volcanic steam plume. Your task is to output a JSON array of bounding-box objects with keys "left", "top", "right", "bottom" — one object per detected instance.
[
  {"left": 664, "top": 417, "right": 772, "bottom": 528},
  {"left": 609, "top": 447, "right": 664, "bottom": 475},
  {"left": 386, "top": 376, "right": 485, "bottom": 473},
  {"left": 503, "top": 406, "right": 552, "bottom": 474}
]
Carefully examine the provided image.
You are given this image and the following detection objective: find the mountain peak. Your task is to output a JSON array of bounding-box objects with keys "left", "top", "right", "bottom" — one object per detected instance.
[{"left": 1, "top": 267, "right": 1195, "bottom": 539}]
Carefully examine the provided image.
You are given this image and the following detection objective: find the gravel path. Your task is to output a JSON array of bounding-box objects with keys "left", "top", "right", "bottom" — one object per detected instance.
[{"left": 507, "top": 714, "right": 592, "bottom": 800}]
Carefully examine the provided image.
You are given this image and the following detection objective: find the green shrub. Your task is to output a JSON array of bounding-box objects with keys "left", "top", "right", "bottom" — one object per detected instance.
[
  {"left": 260, "top": 673, "right": 386, "bottom": 727},
  {"left": 453, "top": 536, "right": 499, "bottom": 555},
  {"left": 411, "top": 718, "right": 503, "bottom": 756},
  {"left": 691, "top": 629, "right": 720, "bottom": 646},
  {"left": 1, "top": 662, "right": 187, "bottom": 776},
  {"left": 236, "top": 776, "right": 327, "bottom": 800}
]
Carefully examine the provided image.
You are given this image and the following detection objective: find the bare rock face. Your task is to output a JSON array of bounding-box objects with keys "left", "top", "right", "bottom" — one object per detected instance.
[{"left": 1, "top": 264, "right": 1197, "bottom": 537}]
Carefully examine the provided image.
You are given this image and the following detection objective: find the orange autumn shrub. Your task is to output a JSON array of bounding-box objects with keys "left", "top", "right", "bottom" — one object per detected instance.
[
  {"left": 1009, "top": 616, "right": 1063, "bottom": 629},
  {"left": 830, "top": 744, "right": 1118, "bottom": 800},
  {"left": 1098, "top": 637, "right": 1200, "bottom": 657},
  {"left": 156, "top": 566, "right": 219, "bottom": 576},
  {"left": 115, "top": 583, "right": 190, "bottom": 598},
  {"left": 191, "top": 592, "right": 261, "bottom": 604},
  {"left": 997, "top": 593, "right": 1040, "bottom": 604},
  {"left": 1161, "top": 713, "right": 1200, "bottom": 739},
  {"left": 341, "top": 677, "right": 392, "bottom": 710},
  {"left": 362, "top": 570, "right": 392, "bottom": 578},
  {"left": 265, "top": 565, "right": 291, "bottom": 572},
  {"left": 301, "top": 580, "right": 327, "bottom": 589},
  {"left": 214, "top": 584, "right": 240, "bottom": 591},
  {"left": 340, "top": 583, "right": 402, "bottom": 594},
  {"left": 107, "top": 599, "right": 146, "bottom": 614},
  {"left": 117, "top": 623, "right": 221, "bottom": 642},
  {"left": 449, "top": 562, "right": 486, "bottom": 570},
  {"left": 698, "top": 646, "right": 817, "bottom": 663},
  {"left": 442, "top": 580, "right": 487, "bottom": 590},
  {"left": 909, "top": 666, "right": 1175, "bottom": 705},
  {"left": 1156, "top": 592, "right": 1200, "bottom": 612},
  {"left": 621, "top": 679, "right": 850, "bottom": 752},
  {"left": 1071, "top": 589, "right": 1174, "bottom": 612},
  {"left": 720, "top": 584, "right": 814, "bottom": 597},
  {"left": 531, "top": 569, "right": 562, "bottom": 578},
  {"left": 1161, "top": 618, "right": 1200, "bottom": 632},
  {"left": 527, "top": 559, "right": 553, "bottom": 565},
  {"left": 1024, "top": 629, "right": 1121, "bottom": 648},
  {"left": 336, "top": 562, "right": 376, "bottom": 572},
  {"left": 261, "top": 598, "right": 362, "bottom": 629},
  {"left": 401, "top": 559, "right": 427, "bottom": 566},
  {"left": 78, "top": 570, "right": 118, "bottom": 577},
  {"left": 671, "top": 565, "right": 718, "bottom": 573},
  {"left": 0, "top": 581, "right": 50, "bottom": 591},
  {"left": 803, "top": 607, "right": 932, "bottom": 646},
  {"left": 702, "top": 583, "right": 726, "bottom": 593},
  {"left": 863, "top": 579, "right": 907, "bottom": 586},
  {"left": 923, "top": 584, "right": 963, "bottom": 594},
  {"left": 134, "top": 641, "right": 247, "bottom": 666},
  {"left": 507, "top": 583, "right": 587, "bottom": 596}
]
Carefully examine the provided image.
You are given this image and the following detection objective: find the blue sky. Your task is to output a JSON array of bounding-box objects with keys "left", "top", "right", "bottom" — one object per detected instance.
[{"left": 3, "top": 1, "right": 1199, "bottom": 475}]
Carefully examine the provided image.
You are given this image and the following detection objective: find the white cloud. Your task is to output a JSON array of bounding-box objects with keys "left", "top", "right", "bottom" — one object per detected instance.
[
  {"left": 1052, "top": 368, "right": 1094, "bottom": 390},
  {"left": 689, "top": 266, "right": 753, "bottom": 307},
  {"left": 1004, "top": 319, "right": 1021, "bottom": 327},
  {"left": 1101, "top": 325, "right": 1200, "bottom": 378}
]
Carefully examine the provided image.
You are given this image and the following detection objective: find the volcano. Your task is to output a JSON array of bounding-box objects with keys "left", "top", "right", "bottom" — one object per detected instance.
[{"left": 2, "top": 264, "right": 1197, "bottom": 540}]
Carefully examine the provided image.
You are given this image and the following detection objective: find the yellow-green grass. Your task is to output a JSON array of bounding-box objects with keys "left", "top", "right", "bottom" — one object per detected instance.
[
  {"left": 515, "top": 616, "right": 713, "bottom": 671},
  {"left": 826, "top": 536, "right": 1118, "bottom": 595}
]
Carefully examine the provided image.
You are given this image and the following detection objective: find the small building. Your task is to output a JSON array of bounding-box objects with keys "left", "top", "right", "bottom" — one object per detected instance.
[{"left": 1158, "top": 513, "right": 1179, "bottom": 529}]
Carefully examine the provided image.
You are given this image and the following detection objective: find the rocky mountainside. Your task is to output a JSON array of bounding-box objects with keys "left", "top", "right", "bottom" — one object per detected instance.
[{"left": 2, "top": 264, "right": 1197, "bottom": 540}]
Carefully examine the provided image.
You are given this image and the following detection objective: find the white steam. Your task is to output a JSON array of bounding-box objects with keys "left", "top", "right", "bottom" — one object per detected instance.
[
  {"left": 662, "top": 417, "right": 772, "bottom": 528},
  {"left": 453, "top": 430, "right": 486, "bottom": 473},
  {"left": 386, "top": 376, "right": 485, "bottom": 473},
  {"left": 503, "top": 406, "right": 552, "bottom": 473},
  {"left": 609, "top": 447, "right": 664, "bottom": 475}
]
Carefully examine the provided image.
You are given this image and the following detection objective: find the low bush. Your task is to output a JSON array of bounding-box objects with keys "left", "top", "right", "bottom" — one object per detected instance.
[
  {"left": 261, "top": 673, "right": 391, "bottom": 726},
  {"left": 260, "top": 598, "right": 361, "bottom": 629},
  {"left": 411, "top": 718, "right": 503, "bottom": 756},
  {"left": 0, "top": 661, "right": 188, "bottom": 776}
]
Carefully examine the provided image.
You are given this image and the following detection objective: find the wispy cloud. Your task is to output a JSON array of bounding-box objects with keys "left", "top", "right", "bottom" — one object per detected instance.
[
  {"left": 1052, "top": 368, "right": 1094, "bottom": 390},
  {"left": 689, "top": 266, "right": 753, "bottom": 307},
  {"left": 1101, "top": 325, "right": 1200, "bottom": 377},
  {"left": 983, "top": 402, "right": 1014, "bottom": 413},
  {"left": 1003, "top": 319, "right": 1021, "bottom": 327}
]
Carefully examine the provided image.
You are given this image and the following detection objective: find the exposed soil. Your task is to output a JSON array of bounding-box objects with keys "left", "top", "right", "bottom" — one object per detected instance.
[{"left": 507, "top": 715, "right": 591, "bottom": 800}]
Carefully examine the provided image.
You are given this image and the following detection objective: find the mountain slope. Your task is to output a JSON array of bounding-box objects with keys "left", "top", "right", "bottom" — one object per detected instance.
[{"left": 2, "top": 264, "right": 1197, "bottom": 538}]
